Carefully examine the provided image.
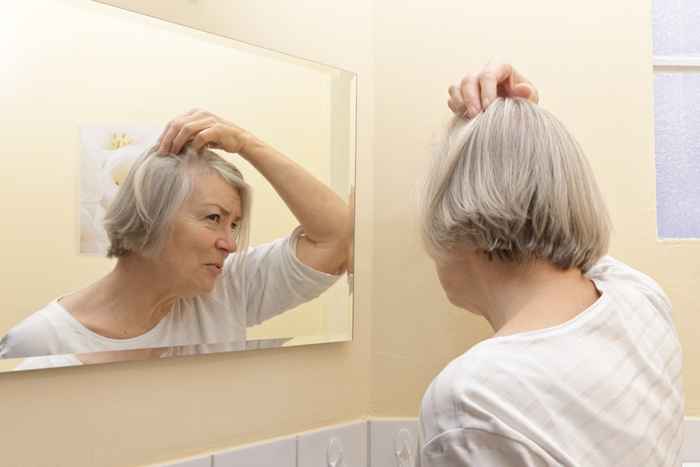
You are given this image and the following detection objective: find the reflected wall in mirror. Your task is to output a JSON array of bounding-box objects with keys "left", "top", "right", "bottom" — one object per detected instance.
[{"left": 0, "top": 0, "right": 356, "bottom": 372}]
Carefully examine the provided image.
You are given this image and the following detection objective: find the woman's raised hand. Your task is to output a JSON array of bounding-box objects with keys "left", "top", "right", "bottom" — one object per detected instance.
[
  {"left": 448, "top": 63, "right": 539, "bottom": 119},
  {"left": 157, "top": 109, "right": 255, "bottom": 156}
]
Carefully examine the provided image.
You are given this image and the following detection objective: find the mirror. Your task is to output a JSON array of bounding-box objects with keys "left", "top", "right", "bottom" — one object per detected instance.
[{"left": 0, "top": 0, "right": 356, "bottom": 371}]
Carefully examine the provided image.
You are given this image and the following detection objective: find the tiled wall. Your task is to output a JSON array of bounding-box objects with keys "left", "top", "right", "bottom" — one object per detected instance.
[
  {"left": 156, "top": 419, "right": 417, "bottom": 467},
  {"left": 683, "top": 417, "right": 700, "bottom": 465},
  {"left": 156, "top": 417, "right": 700, "bottom": 467}
]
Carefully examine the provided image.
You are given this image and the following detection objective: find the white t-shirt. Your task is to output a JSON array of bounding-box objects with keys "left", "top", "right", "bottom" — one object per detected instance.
[
  {"left": 0, "top": 229, "right": 339, "bottom": 359},
  {"left": 418, "top": 256, "right": 684, "bottom": 467}
]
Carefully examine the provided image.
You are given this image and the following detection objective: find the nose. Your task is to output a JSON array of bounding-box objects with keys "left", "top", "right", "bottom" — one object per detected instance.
[{"left": 215, "top": 233, "right": 237, "bottom": 255}]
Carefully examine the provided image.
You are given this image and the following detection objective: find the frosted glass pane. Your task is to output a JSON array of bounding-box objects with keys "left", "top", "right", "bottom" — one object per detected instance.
[
  {"left": 653, "top": 0, "right": 700, "bottom": 56},
  {"left": 654, "top": 73, "right": 700, "bottom": 238}
]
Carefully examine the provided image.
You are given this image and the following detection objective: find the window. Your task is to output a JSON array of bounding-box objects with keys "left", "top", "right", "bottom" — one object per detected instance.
[{"left": 653, "top": 0, "right": 700, "bottom": 239}]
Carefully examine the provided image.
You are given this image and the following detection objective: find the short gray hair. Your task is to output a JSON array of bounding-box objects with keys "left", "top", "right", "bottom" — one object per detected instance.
[
  {"left": 421, "top": 98, "right": 611, "bottom": 272},
  {"left": 104, "top": 144, "right": 252, "bottom": 258}
]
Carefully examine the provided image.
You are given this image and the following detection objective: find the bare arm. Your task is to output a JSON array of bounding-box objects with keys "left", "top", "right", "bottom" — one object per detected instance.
[{"left": 236, "top": 135, "right": 351, "bottom": 275}]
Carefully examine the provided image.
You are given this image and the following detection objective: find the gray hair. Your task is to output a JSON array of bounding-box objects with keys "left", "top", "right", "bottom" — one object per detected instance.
[
  {"left": 104, "top": 144, "right": 252, "bottom": 258},
  {"left": 421, "top": 98, "right": 611, "bottom": 272}
]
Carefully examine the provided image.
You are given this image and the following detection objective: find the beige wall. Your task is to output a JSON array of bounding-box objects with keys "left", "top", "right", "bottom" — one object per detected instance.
[
  {"left": 0, "top": 1, "right": 373, "bottom": 466},
  {"left": 370, "top": 0, "right": 700, "bottom": 417}
]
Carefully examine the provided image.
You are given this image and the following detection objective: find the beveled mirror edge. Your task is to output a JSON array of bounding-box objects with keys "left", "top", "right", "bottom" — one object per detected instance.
[{"left": 0, "top": 333, "right": 354, "bottom": 373}]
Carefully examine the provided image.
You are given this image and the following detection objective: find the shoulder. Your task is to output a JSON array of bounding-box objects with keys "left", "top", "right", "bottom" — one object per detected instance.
[
  {"left": 237, "top": 229, "right": 341, "bottom": 276},
  {"left": 585, "top": 255, "right": 671, "bottom": 311},
  {"left": 420, "top": 346, "right": 562, "bottom": 466},
  {"left": 421, "top": 342, "right": 510, "bottom": 435},
  {"left": 421, "top": 336, "right": 566, "bottom": 434},
  {"left": 419, "top": 344, "right": 572, "bottom": 466},
  {"left": 223, "top": 230, "right": 340, "bottom": 293},
  {"left": 585, "top": 256, "right": 661, "bottom": 289},
  {"left": 0, "top": 302, "right": 66, "bottom": 358}
]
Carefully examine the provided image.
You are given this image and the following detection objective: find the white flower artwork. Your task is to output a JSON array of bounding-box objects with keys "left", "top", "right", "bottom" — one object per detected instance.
[{"left": 79, "top": 125, "right": 161, "bottom": 255}]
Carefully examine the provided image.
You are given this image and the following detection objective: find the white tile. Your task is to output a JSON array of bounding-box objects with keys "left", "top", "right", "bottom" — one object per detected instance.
[
  {"left": 212, "top": 436, "right": 296, "bottom": 467},
  {"left": 368, "top": 418, "right": 419, "bottom": 467},
  {"left": 162, "top": 455, "right": 211, "bottom": 467},
  {"left": 682, "top": 417, "right": 700, "bottom": 462},
  {"left": 297, "top": 421, "right": 367, "bottom": 467}
]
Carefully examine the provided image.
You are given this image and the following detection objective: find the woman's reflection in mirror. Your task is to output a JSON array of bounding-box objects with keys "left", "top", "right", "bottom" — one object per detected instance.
[{"left": 0, "top": 110, "right": 351, "bottom": 360}]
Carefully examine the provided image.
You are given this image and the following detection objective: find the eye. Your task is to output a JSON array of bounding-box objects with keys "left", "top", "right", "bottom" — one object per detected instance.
[
  {"left": 207, "top": 214, "right": 221, "bottom": 223},
  {"left": 230, "top": 222, "right": 239, "bottom": 231}
]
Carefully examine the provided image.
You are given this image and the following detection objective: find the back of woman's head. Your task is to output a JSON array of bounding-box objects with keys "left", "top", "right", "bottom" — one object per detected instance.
[
  {"left": 104, "top": 144, "right": 252, "bottom": 258},
  {"left": 421, "top": 98, "right": 610, "bottom": 272}
]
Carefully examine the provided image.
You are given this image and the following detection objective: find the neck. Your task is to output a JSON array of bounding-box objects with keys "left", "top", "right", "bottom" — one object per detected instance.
[
  {"left": 67, "top": 254, "right": 180, "bottom": 338},
  {"left": 107, "top": 255, "right": 180, "bottom": 320},
  {"left": 464, "top": 257, "right": 600, "bottom": 337}
]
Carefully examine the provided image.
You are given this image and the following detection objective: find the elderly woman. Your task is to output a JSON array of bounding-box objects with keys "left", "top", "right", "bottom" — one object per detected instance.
[
  {"left": 417, "top": 64, "right": 684, "bottom": 466},
  {"left": 0, "top": 110, "right": 350, "bottom": 358}
]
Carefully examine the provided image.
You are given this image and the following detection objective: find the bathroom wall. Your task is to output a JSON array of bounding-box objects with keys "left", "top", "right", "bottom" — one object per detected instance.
[
  {"left": 370, "top": 0, "right": 700, "bottom": 416},
  {"left": 0, "top": 1, "right": 374, "bottom": 466}
]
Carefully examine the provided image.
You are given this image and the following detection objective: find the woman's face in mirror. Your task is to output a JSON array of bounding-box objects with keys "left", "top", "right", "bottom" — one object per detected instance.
[{"left": 159, "top": 171, "right": 243, "bottom": 297}]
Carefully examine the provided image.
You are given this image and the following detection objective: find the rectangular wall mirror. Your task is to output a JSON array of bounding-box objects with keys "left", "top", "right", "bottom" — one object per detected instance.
[{"left": 0, "top": 0, "right": 356, "bottom": 371}]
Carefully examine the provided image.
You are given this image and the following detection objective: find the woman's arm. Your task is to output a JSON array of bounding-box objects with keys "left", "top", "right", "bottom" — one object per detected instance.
[{"left": 157, "top": 110, "right": 351, "bottom": 275}]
